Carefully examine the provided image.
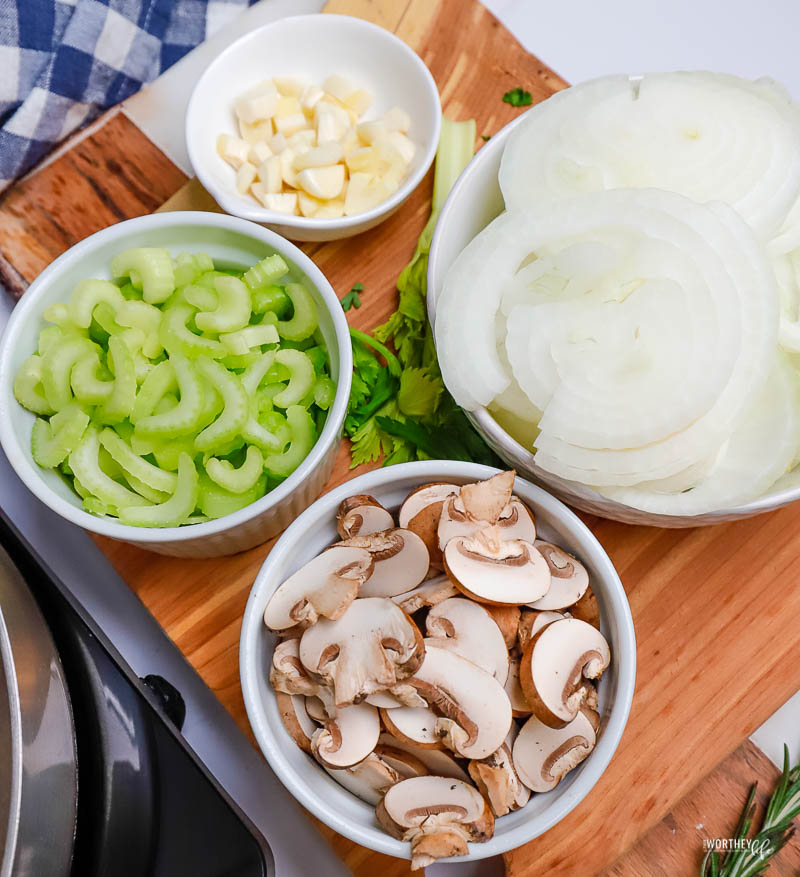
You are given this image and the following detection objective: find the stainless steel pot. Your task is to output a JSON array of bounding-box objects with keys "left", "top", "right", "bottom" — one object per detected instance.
[{"left": 0, "top": 544, "right": 77, "bottom": 877}]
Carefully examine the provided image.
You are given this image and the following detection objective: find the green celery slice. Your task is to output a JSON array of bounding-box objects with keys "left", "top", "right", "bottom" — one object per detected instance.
[
  {"left": 69, "top": 279, "right": 125, "bottom": 328},
  {"left": 313, "top": 376, "right": 336, "bottom": 410},
  {"left": 272, "top": 349, "right": 315, "bottom": 407},
  {"left": 240, "top": 352, "right": 277, "bottom": 396},
  {"left": 184, "top": 285, "right": 218, "bottom": 312},
  {"left": 116, "top": 300, "right": 164, "bottom": 359},
  {"left": 159, "top": 302, "right": 224, "bottom": 358},
  {"left": 194, "top": 358, "right": 248, "bottom": 452},
  {"left": 206, "top": 445, "right": 263, "bottom": 493},
  {"left": 197, "top": 469, "right": 267, "bottom": 519},
  {"left": 119, "top": 453, "right": 198, "bottom": 527},
  {"left": 276, "top": 283, "right": 318, "bottom": 342},
  {"left": 96, "top": 335, "right": 137, "bottom": 424},
  {"left": 71, "top": 350, "right": 113, "bottom": 404},
  {"left": 221, "top": 352, "right": 261, "bottom": 370},
  {"left": 31, "top": 404, "right": 90, "bottom": 468},
  {"left": 243, "top": 254, "right": 289, "bottom": 291},
  {"left": 219, "top": 323, "right": 279, "bottom": 355},
  {"left": 263, "top": 405, "right": 314, "bottom": 477},
  {"left": 195, "top": 276, "right": 251, "bottom": 333},
  {"left": 123, "top": 473, "right": 170, "bottom": 504},
  {"left": 14, "top": 355, "right": 55, "bottom": 415},
  {"left": 42, "top": 302, "right": 72, "bottom": 327},
  {"left": 151, "top": 435, "right": 197, "bottom": 471},
  {"left": 111, "top": 248, "right": 175, "bottom": 304},
  {"left": 69, "top": 427, "right": 149, "bottom": 510},
  {"left": 41, "top": 335, "right": 96, "bottom": 409},
  {"left": 251, "top": 284, "right": 289, "bottom": 316},
  {"left": 99, "top": 428, "right": 177, "bottom": 494},
  {"left": 37, "top": 326, "right": 65, "bottom": 356},
  {"left": 134, "top": 354, "right": 204, "bottom": 438}
]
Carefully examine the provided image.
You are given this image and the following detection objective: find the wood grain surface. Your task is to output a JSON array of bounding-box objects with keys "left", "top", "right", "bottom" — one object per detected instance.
[{"left": 3, "top": 0, "right": 800, "bottom": 875}]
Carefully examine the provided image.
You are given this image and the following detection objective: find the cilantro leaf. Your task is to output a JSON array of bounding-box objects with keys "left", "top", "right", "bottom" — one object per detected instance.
[
  {"left": 345, "top": 368, "right": 399, "bottom": 435},
  {"left": 397, "top": 368, "right": 443, "bottom": 418},
  {"left": 340, "top": 282, "right": 364, "bottom": 311},
  {"left": 503, "top": 87, "right": 533, "bottom": 107}
]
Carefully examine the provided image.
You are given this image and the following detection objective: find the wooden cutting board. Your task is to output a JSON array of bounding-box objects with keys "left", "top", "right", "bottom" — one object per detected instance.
[{"left": 2, "top": 0, "right": 800, "bottom": 873}]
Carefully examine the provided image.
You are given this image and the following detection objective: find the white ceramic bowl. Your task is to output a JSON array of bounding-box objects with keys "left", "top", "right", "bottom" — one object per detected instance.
[
  {"left": 426, "top": 115, "right": 800, "bottom": 527},
  {"left": 186, "top": 14, "right": 441, "bottom": 242},
  {"left": 0, "top": 211, "right": 351, "bottom": 558},
  {"left": 240, "top": 461, "right": 636, "bottom": 863}
]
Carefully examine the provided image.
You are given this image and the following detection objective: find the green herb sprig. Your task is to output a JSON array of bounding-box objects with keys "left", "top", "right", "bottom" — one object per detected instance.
[
  {"left": 701, "top": 745, "right": 800, "bottom": 877},
  {"left": 340, "top": 283, "right": 364, "bottom": 311},
  {"left": 503, "top": 87, "right": 533, "bottom": 107}
]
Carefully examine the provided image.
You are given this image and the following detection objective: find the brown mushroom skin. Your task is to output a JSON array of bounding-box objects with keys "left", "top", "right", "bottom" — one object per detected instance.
[
  {"left": 485, "top": 605, "right": 521, "bottom": 649},
  {"left": 275, "top": 692, "right": 317, "bottom": 754},
  {"left": 380, "top": 707, "right": 446, "bottom": 750},
  {"left": 570, "top": 585, "right": 601, "bottom": 630},
  {"left": 459, "top": 470, "right": 516, "bottom": 524},
  {"left": 336, "top": 495, "right": 395, "bottom": 539},
  {"left": 400, "top": 482, "right": 458, "bottom": 570},
  {"left": 269, "top": 639, "right": 319, "bottom": 697},
  {"left": 517, "top": 609, "right": 566, "bottom": 652},
  {"left": 505, "top": 651, "right": 532, "bottom": 718}
]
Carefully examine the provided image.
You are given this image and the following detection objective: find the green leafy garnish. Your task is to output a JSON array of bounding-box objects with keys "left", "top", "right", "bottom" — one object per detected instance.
[
  {"left": 700, "top": 745, "right": 800, "bottom": 876},
  {"left": 343, "top": 116, "right": 501, "bottom": 470},
  {"left": 340, "top": 282, "right": 364, "bottom": 311},
  {"left": 503, "top": 87, "right": 533, "bottom": 107}
]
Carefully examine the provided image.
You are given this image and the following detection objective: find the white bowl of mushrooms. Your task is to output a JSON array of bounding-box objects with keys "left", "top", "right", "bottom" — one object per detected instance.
[{"left": 240, "top": 462, "right": 636, "bottom": 867}]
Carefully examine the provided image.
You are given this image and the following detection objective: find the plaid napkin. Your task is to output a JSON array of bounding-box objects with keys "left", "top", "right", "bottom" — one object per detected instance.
[{"left": 0, "top": 0, "right": 257, "bottom": 192}]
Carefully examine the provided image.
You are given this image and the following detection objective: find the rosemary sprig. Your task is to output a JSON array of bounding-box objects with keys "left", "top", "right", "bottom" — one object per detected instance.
[{"left": 700, "top": 745, "right": 800, "bottom": 877}]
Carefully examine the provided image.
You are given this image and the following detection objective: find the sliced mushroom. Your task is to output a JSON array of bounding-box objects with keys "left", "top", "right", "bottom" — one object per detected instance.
[
  {"left": 444, "top": 530, "right": 550, "bottom": 606},
  {"left": 377, "top": 776, "right": 494, "bottom": 870},
  {"left": 392, "top": 575, "right": 458, "bottom": 614},
  {"left": 520, "top": 618, "right": 610, "bottom": 728},
  {"left": 425, "top": 598, "right": 509, "bottom": 683},
  {"left": 310, "top": 700, "right": 380, "bottom": 769},
  {"left": 337, "top": 494, "right": 395, "bottom": 539},
  {"left": 459, "top": 470, "right": 516, "bottom": 523},
  {"left": 269, "top": 639, "right": 319, "bottom": 696},
  {"left": 264, "top": 546, "right": 374, "bottom": 630},
  {"left": 381, "top": 706, "right": 443, "bottom": 750},
  {"left": 504, "top": 652, "right": 532, "bottom": 717},
  {"left": 366, "top": 691, "right": 407, "bottom": 709},
  {"left": 337, "top": 529, "right": 429, "bottom": 598},
  {"left": 581, "top": 703, "right": 601, "bottom": 734},
  {"left": 513, "top": 710, "right": 596, "bottom": 793},
  {"left": 517, "top": 609, "right": 566, "bottom": 652},
  {"left": 528, "top": 541, "right": 590, "bottom": 610},
  {"left": 367, "top": 683, "right": 428, "bottom": 710},
  {"left": 485, "top": 605, "right": 521, "bottom": 650},
  {"left": 305, "top": 694, "right": 329, "bottom": 723},
  {"left": 373, "top": 744, "right": 429, "bottom": 780},
  {"left": 324, "top": 752, "right": 401, "bottom": 805},
  {"left": 377, "top": 733, "right": 471, "bottom": 783},
  {"left": 299, "top": 597, "right": 425, "bottom": 707},
  {"left": 438, "top": 493, "right": 536, "bottom": 551},
  {"left": 405, "top": 644, "right": 512, "bottom": 759},
  {"left": 276, "top": 692, "right": 319, "bottom": 754},
  {"left": 468, "top": 733, "right": 530, "bottom": 817},
  {"left": 399, "top": 482, "right": 459, "bottom": 567},
  {"left": 570, "top": 585, "right": 601, "bottom": 630}
]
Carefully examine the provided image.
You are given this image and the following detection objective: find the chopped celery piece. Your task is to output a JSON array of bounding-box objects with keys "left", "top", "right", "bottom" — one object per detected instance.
[
  {"left": 197, "top": 469, "right": 267, "bottom": 519},
  {"left": 276, "top": 283, "right": 318, "bottom": 342},
  {"left": 37, "top": 326, "right": 64, "bottom": 356},
  {"left": 220, "top": 323, "right": 279, "bottom": 355},
  {"left": 116, "top": 300, "right": 164, "bottom": 359},
  {"left": 119, "top": 453, "right": 198, "bottom": 528},
  {"left": 314, "top": 376, "right": 336, "bottom": 410},
  {"left": 252, "top": 285, "right": 289, "bottom": 316},
  {"left": 174, "top": 252, "right": 214, "bottom": 287},
  {"left": 194, "top": 358, "right": 248, "bottom": 452},
  {"left": 152, "top": 435, "right": 197, "bottom": 471},
  {"left": 69, "top": 427, "right": 148, "bottom": 510},
  {"left": 14, "top": 355, "right": 55, "bottom": 415},
  {"left": 221, "top": 352, "right": 261, "bottom": 370},
  {"left": 264, "top": 405, "right": 314, "bottom": 477},
  {"left": 99, "top": 428, "right": 178, "bottom": 494},
  {"left": 131, "top": 361, "right": 177, "bottom": 424},
  {"left": 41, "top": 335, "right": 96, "bottom": 410},
  {"left": 83, "top": 495, "right": 116, "bottom": 517},
  {"left": 31, "top": 405, "right": 90, "bottom": 468},
  {"left": 195, "top": 276, "right": 251, "bottom": 333},
  {"left": 43, "top": 302, "right": 72, "bottom": 326},
  {"left": 305, "top": 346, "right": 329, "bottom": 374},
  {"left": 206, "top": 445, "right": 263, "bottom": 493},
  {"left": 184, "top": 285, "right": 218, "bottom": 312},
  {"left": 135, "top": 354, "right": 204, "bottom": 438},
  {"left": 69, "top": 279, "right": 125, "bottom": 328},
  {"left": 71, "top": 350, "right": 113, "bottom": 404},
  {"left": 96, "top": 335, "right": 137, "bottom": 424},
  {"left": 240, "top": 352, "right": 277, "bottom": 395},
  {"left": 243, "top": 254, "right": 288, "bottom": 291},
  {"left": 124, "top": 473, "right": 170, "bottom": 504},
  {"left": 111, "top": 248, "right": 175, "bottom": 304},
  {"left": 272, "top": 349, "right": 315, "bottom": 407},
  {"left": 160, "top": 302, "right": 224, "bottom": 358}
]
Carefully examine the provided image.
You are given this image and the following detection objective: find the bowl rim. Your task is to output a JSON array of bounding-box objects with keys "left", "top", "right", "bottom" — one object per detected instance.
[
  {"left": 0, "top": 210, "right": 352, "bottom": 544},
  {"left": 239, "top": 460, "right": 637, "bottom": 861},
  {"left": 185, "top": 13, "right": 442, "bottom": 233}
]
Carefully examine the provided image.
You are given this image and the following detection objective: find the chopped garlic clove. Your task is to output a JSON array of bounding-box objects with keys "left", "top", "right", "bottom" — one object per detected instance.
[
  {"left": 249, "top": 140, "right": 272, "bottom": 165},
  {"left": 387, "top": 130, "right": 416, "bottom": 165},
  {"left": 257, "top": 155, "right": 282, "bottom": 193},
  {"left": 345, "top": 172, "right": 394, "bottom": 215},
  {"left": 269, "top": 132, "right": 288, "bottom": 154},
  {"left": 280, "top": 149, "right": 300, "bottom": 188},
  {"left": 288, "top": 129, "right": 316, "bottom": 152},
  {"left": 297, "top": 191, "right": 324, "bottom": 217},
  {"left": 234, "top": 81, "right": 278, "bottom": 123},
  {"left": 293, "top": 142, "right": 344, "bottom": 171},
  {"left": 217, "top": 134, "right": 251, "bottom": 170},
  {"left": 322, "top": 74, "right": 353, "bottom": 103},
  {"left": 356, "top": 120, "right": 389, "bottom": 146},
  {"left": 344, "top": 89, "right": 372, "bottom": 117},
  {"left": 273, "top": 75, "right": 309, "bottom": 97},
  {"left": 238, "top": 118, "right": 273, "bottom": 144},
  {"left": 382, "top": 107, "right": 412, "bottom": 133},
  {"left": 297, "top": 165, "right": 346, "bottom": 200},
  {"left": 301, "top": 85, "right": 325, "bottom": 114},
  {"left": 261, "top": 192, "right": 299, "bottom": 214},
  {"left": 275, "top": 113, "right": 308, "bottom": 138},
  {"left": 315, "top": 195, "right": 346, "bottom": 218},
  {"left": 275, "top": 95, "right": 302, "bottom": 119},
  {"left": 236, "top": 162, "right": 257, "bottom": 193}
]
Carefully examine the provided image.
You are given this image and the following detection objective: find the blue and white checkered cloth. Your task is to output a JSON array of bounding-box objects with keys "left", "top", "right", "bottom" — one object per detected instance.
[{"left": 0, "top": 0, "right": 257, "bottom": 191}]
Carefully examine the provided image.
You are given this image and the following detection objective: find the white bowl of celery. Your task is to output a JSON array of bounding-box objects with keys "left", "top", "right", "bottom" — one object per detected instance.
[{"left": 0, "top": 211, "right": 351, "bottom": 558}]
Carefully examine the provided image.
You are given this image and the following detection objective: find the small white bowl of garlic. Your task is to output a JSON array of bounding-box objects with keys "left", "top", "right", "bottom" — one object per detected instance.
[{"left": 186, "top": 14, "right": 442, "bottom": 241}]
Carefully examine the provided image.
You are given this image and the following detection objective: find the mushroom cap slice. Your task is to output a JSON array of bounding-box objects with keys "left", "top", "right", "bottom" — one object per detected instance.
[
  {"left": 570, "top": 585, "right": 601, "bottom": 630},
  {"left": 399, "top": 482, "right": 459, "bottom": 567},
  {"left": 337, "top": 494, "right": 395, "bottom": 539},
  {"left": 310, "top": 700, "right": 380, "bottom": 768},
  {"left": 485, "top": 605, "right": 521, "bottom": 650},
  {"left": 377, "top": 733, "right": 471, "bottom": 783},
  {"left": 377, "top": 776, "right": 494, "bottom": 871},
  {"left": 444, "top": 531, "right": 550, "bottom": 606},
  {"left": 504, "top": 652, "right": 532, "bottom": 717},
  {"left": 408, "top": 644, "right": 512, "bottom": 759},
  {"left": 269, "top": 638, "right": 319, "bottom": 696},
  {"left": 459, "top": 470, "right": 516, "bottom": 524},
  {"left": 338, "top": 529, "right": 430, "bottom": 598},
  {"left": 513, "top": 710, "right": 596, "bottom": 793},
  {"left": 323, "top": 752, "right": 400, "bottom": 805},
  {"left": 425, "top": 598, "right": 510, "bottom": 684},
  {"left": 264, "top": 546, "right": 374, "bottom": 631},
  {"left": 438, "top": 493, "right": 536, "bottom": 551},
  {"left": 373, "top": 744, "right": 429, "bottom": 780},
  {"left": 367, "top": 683, "right": 428, "bottom": 709},
  {"left": 276, "top": 692, "right": 319, "bottom": 754},
  {"left": 518, "top": 609, "right": 566, "bottom": 652},
  {"left": 520, "top": 618, "right": 611, "bottom": 728},
  {"left": 392, "top": 575, "right": 458, "bottom": 615},
  {"left": 299, "top": 597, "right": 425, "bottom": 707},
  {"left": 468, "top": 739, "right": 531, "bottom": 817},
  {"left": 381, "top": 706, "right": 444, "bottom": 750},
  {"left": 527, "top": 541, "right": 590, "bottom": 611}
]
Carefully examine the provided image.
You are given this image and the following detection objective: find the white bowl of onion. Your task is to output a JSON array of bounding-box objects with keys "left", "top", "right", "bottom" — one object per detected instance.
[
  {"left": 428, "top": 72, "right": 800, "bottom": 526},
  {"left": 240, "top": 462, "right": 635, "bottom": 866},
  {"left": 186, "top": 14, "right": 441, "bottom": 241}
]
